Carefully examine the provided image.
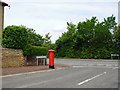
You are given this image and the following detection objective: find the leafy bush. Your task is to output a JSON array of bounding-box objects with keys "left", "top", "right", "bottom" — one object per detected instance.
[
  {"left": 31, "top": 46, "right": 48, "bottom": 56},
  {"left": 23, "top": 44, "right": 33, "bottom": 56},
  {"left": 2, "top": 25, "right": 29, "bottom": 49},
  {"left": 23, "top": 45, "right": 48, "bottom": 56}
]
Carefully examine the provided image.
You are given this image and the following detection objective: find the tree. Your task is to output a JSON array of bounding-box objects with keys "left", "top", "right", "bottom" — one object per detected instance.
[
  {"left": 89, "top": 15, "right": 117, "bottom": 58},
  {"left": 113, "top": 26, "right": 120, "bottom": 54},
  {"left": 42, "top": 33, "right": 52, "bottom": 48},
  {"left": 55, "top": 22, "right": 77, "bottom": 58},
  {"left": 55, "top": 15, "right": 117, "bottom": 59},
  {"left": 27, "top": 28, "right": 44, "bottom": 46},
  {"left": 2, "top": 25, "right": 29, "bottom": 49},
  {"left": 76, "top": 17, "right": 97, "bottom": 49}
]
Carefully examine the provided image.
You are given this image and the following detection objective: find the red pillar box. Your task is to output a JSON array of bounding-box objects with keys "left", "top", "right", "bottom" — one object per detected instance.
[{"left": 48, "top": 50, "right": 55, "bottom": 69}]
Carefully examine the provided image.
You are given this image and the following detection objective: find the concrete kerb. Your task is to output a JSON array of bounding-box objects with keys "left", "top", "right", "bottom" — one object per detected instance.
[
  {"left": 1, "top": 66, "right": 70, "bottom": 78},
  {"left": 56, "top": 59, "right": 119, "bottom": 62}
]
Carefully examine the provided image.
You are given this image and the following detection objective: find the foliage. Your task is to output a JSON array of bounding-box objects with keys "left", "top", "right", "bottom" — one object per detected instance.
[
  {"left": 2, "top": 25, "right": 48, "bottom": 56},
  {"left": 2, "top": 15, "right": 119, "bottom": 59},
  {"left": 42, "top": 32, "right": 52, "bottom": 48},
  {"left": 2, "top": 25, "right": 29, "bottom": 49},
  {"left": 113, "top": 25, "right": 120, "bottom": 54},
  {"left": 55, "top": 22, "right": 76, "bottom": 58},
  {"left": 31, "top": 46, "right": 48, "bottom": 56},
  {"left": 55, "top": 15, "right": 118, "bottom": 59},
  {"left": 23, "top": 45, "right": 47, "bottom": 56},
  {"left": 27, "top": 28, "right": 44, "bottom": 46},
  {"left": 23, "top": 44, "right": 33, "bottom": 56},
  {"left": 49, "top": 43, "right": 56, "bottom": 50}
]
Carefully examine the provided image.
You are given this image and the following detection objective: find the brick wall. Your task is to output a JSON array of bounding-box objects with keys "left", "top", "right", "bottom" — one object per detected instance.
[{"left": 1, "top": 48, "right": 25, "bottom": 68}]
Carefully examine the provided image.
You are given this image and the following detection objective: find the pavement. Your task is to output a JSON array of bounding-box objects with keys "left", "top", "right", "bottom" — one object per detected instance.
[
  {"left": 2, "top": 63, "right": 71, "bottom": 76},
  {"left": 2, "top": 59, "right": 119, "bottom": 88},
  {"left": 2, "top": 59, "right": 119, "bottom": 76}
]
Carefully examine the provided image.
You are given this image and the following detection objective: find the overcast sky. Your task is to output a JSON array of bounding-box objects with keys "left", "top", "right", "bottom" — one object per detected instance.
[{"left": 3, "top": 0, "right": 119, "bottom": 43}]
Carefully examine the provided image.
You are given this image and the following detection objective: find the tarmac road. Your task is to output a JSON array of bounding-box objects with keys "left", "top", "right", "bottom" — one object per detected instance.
[
  {"left": 54, "top": 59, "right": 119, "bottom": 67},
  {"left": 2, "top": 59, "right": 119, "bottom": 88}
]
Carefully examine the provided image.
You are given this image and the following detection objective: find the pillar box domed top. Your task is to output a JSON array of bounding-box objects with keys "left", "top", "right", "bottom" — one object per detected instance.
[{"left": 48, "top": 50, "right": 55, "bottom": 52}]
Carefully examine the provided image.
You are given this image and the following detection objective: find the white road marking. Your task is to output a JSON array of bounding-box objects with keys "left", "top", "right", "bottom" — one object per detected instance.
[
  {"left": 78, "top": 72, "right": 107, "bottom": 86},
  {"left": 98, "top": 64, "right": 104, "bottom": 66},
  {"left": 112, "top": 67, "right": 119, "bottom": 70},
  {"left": 72, "top": 66, "right": 87, "bottom": 68},
  {"left": 114, "top": 65, "right": 118, "bottom": 67},
  {"left": 1, "top": 68, "right": 65, "bottom": 78},
  {"left": 1, "top": 70, "right": 54, "bottom": 78},
  {"left": 72, "top": 66, "right": 118, "bottom": 69}
]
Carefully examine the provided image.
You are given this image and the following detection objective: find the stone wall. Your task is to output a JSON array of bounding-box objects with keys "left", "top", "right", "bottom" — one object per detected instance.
[{"left": 1, "top": 48, "right": 25, "bottom": 68}]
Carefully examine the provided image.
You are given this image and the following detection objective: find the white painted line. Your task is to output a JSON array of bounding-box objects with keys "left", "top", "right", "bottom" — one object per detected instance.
[
  {"left": 1, "top": 70, "right": 54, "bottom": 78},
  {"left": 112, "top": 67, "right": 119, "bottom": 70},
  {"left": 72, "top": 66, "right": 87, "bottom": 68},
  {"left": 72, "top": 66, "right": 117, "bottom": 69},
  {"left": 1, "top": 68, "right": 65, "bottom": 78},
  {"left": 114, "top": 65, "right": 118, "bottom": 67},
  {"left": 78, "top": 72, "right": 106, "bottom": 86},
  {"left": 98, "top": 64, "right": 105, "bottom": 66}
]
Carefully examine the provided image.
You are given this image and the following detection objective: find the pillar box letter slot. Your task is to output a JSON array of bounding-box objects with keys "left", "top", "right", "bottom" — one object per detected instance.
[{"left": 48, "top": 50, "right": 55, "bottom": 69}]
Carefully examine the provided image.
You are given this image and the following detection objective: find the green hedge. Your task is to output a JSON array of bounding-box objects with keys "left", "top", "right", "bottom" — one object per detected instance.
[
  {"left": 31, "top": 46, "right": 48, "bottom": 56},
  {"left": 23, "top": 45, "right": 48, "bottom": 56}
]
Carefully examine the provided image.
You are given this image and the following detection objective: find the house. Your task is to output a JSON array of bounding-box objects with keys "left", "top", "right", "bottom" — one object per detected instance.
[
  {"left": 118, "top": 1, "right": 120, "bottom": 25},
  {"left": 0, "top": 1, "right": 8, "bottom": 40}
]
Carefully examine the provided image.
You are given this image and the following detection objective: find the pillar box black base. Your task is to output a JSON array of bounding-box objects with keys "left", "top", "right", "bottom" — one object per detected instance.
[{"left": 49, "top": 65, "right": 54, "bottom": 69}]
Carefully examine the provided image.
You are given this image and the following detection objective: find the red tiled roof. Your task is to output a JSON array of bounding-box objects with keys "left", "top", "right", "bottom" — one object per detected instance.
[{"left": 0, "top": 1, "right": 8, "bottom": 6}]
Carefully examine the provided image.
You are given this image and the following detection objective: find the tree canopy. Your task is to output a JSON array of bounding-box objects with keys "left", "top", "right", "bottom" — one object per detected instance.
[
  {"left": 55, "top": 15, "right": 118, "bottom": 59},
  {"left": 2, "top": 15, "right": 119, "bottom": 59},
  {"left": 2, "top": 25, "right": 29, "bottom": 49},
  {"left": 27, "top": 28, "right": 44, "bottom": 46},
  {"left": 2, "top": 25, "right": 48, "bottom": 56}
]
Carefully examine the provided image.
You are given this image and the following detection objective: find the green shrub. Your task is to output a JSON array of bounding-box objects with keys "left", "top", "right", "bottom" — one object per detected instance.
[
  {"left": 23, "top": 44, "right": 33, "bottom": 56},
  {"left": 2, "top": 25, "right": 29, "bottom": 49},
  {"left": 23, "top": 45, "right": 48, "bottom": 56},
  {"left": 31, "top": 46, "right": 48, "bottom": 56}
]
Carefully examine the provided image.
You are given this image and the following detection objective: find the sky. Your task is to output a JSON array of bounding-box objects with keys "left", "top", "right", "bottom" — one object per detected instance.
[{"left": 2, "top": 0, "right": 119, "bottom": 43}]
